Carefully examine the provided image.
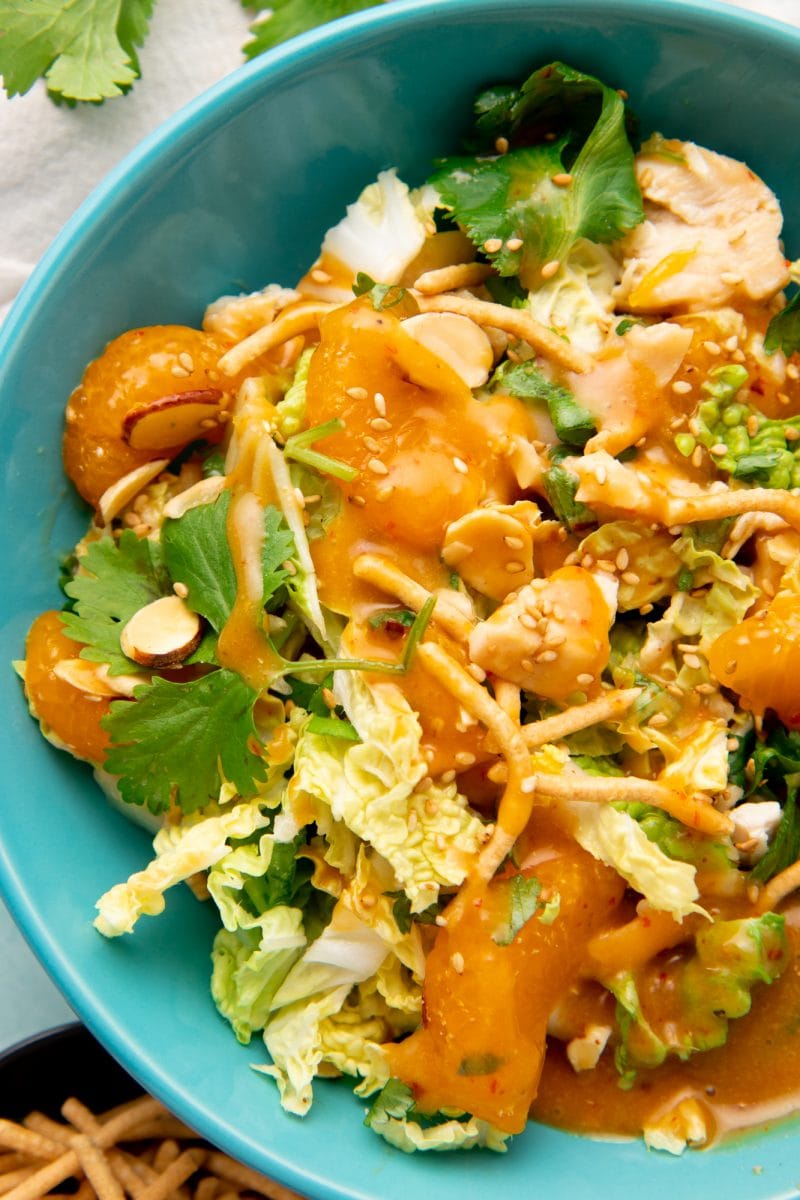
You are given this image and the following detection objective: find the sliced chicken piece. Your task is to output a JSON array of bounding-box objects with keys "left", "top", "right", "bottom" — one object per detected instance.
[
  {"left": 467, "top": 566, "right": 615, "bottom": 703},
  {"left": 616, "top": 139, "right": 789, "bottom": 313}
]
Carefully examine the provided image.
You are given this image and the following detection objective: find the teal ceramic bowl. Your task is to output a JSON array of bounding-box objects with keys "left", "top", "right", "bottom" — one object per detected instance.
[{"left": 1, "top": 1, "right": 799, "bottom": 1196}]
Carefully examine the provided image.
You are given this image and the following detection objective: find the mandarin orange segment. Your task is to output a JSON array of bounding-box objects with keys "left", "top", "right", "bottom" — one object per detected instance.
[
  {"left": 384, "top": 817, "right": 625, "bottom": 1132},
  {"left": 63, "top": 325, "right": 233, "bottom": 508},
  {"left": 24, "top": 611, "right": 112, "bottom": 764},
  {"left": 708, "top": 591, "right": 800, "bottom": 726}
]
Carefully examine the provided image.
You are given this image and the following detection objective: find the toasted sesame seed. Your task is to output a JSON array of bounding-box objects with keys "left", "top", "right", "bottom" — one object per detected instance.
[
  {"left": 621, "top": 571, "right": 641, "bottom": 586},
  {"left": 455, "top": 751, "right": 476, "bottom": 767},
  {"left": 552, "top": 172, "right": 573, "bottom": 186},
  {"left": 440, "top": 769, "right": 456, "bottom": 784},
  {"left": 787, "top": 427, "right": 800, "bottom": 442},
  {"left": 724, "top": 336, "right": 740, "bottom": 352},
  {"left": 581, "top": 554, "right": 595, "bottom": 570},
  {"left": 779, "top": 391, "right": 791, "bottom": 406},
  {"left": 520, "top": 658, "right": 535, "bottom": 672},
  {"left": 311, "top": 267, "right": 332, "bottom": 283},
  {"left": 506, "top": 560, "right": 526, "bottom": 573},
  {"left": 519, "top": 613, "right": 538, "bottom": 631},
  {"left": 453, "top": 456, "right": 469, "bottom": 475},
  {"left": 408, "top": 810, "right": 418, "bottom": 831},
  {"left": 647, "top": 712, "right": 669, "bottom": 727},
  {"left": 596, "top": 559, "right": 616, "bottom": 573},
  {"left": 282, "top": 559, "right": 297, "bottom": 576},
  {"left": 171, "top": 364, "right": 190, "bottom": 377},
  {"left": 727, "top": 737, "right": 740, "bottom": 752},
  {"left": 364, "top": 436, "right": 382, "bottom": 453},
  {"left": 435, "top": 914, "right": 448, "bottom": 927},
  {"left": 615, "top": 548, "right": 630, "bottom": 570},
  {"left": 484, "top": 238, "right": 503, "bottom": 254},
  {"left": 595, "top": 465, "right": 608, "bottom": 485},
  {"left": 640, "top": 603, "right": 654, "bottom": 615},
  {"left": 199, "top": 417, "right": 218, "bottom": 430},
  {"left": 666, "top": 683, "right": 684, "bottom": 698},
  {"left": 322, "top": 687, "right": 336, "bottom": 709},
  {"left": 696, "top": 682, "right": 716, "bottom": 695},
  {"left": 576, "top": 673, "right": 594, "bottom": 687},
  {"left": 545, "top": 631, "right": 567, "bottom": 647},
  {"left": 710, "top": 442, "right": 728, "bottom": 456},
  {"left": 746, "top": 414, "right": 760, "bottom": 437},
  {"left": 495, "top": 136, "right": 509, "bottom": 154},
  {"left": 691, "top": 445, "right": 704, "bottom": 468},
  {"left": 487, "top": 763, "right": 508, "bottom": 783},
  {"left": 671, "top": 380, "right": 692, "bottom": 395},
  {"left": 703, "top": 340, "right": 721, "bottom": 356},
  {"left": 451, "top": 952, "right": 465, "bottom": 974},
  {"left": 683, "top": 652, "right": 703, "bottom": 670},
  {"left": 178, "top": 352, "right": 194, "bottom": 372},
  {"left": 617, "top": 88, "right": 629, "bottom": 100},
  {"left": 504, "top": 535, "right": 525, "bottom": 550},
  {"left": 787, "top": 362, "right": 800, "bottom": 381},
  {"left": 425, "top": 796, "right": 439, "bottom": 815},
  {"left": 688, "top": 417, "right": 701, "bottom": 436},
  {"left": 346, "top": 386, "right": 368, "bottom": 400},
  {"left": 369, "top": 417, "right": 392, "bottom": 432},
  {"left": 536, "top": 649, "right": 558, "bottom": 663},
  {"left": 732, "top": 348, "right": 746, "bottom": 363},
  {"left": 351, "top": 494, "right": 367, "bottom": 507},
  {"left": 367, "top": 458, "right": 389, "bottom": 475},
  {"left": 541, "top": 259, "right": 560, "bottom": 279},
  {"left": 173, "top": 581, "right": 189, "bottom": 598},
  {"left": 506, "top": 237, "right": 523, "bottom": 251},
  {"left": 521, "top": 777, "right": 537, "bottom": 795},
  {"left": 373, "top": 391, "right": 387, "bottom": 415}
]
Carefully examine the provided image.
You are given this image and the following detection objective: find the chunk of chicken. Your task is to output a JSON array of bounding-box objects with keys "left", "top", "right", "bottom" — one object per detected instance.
[
  {"left": 616, "top": 139, "right": 789, "bottom": 313},
  {"left": 467, "top": 566, "right": 615, "bottom": 703}
]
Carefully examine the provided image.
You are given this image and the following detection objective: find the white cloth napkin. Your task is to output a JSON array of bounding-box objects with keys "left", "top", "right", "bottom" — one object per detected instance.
[
  {"left": 0, "top": 0, "right": 251, "bottom": 320},
  {"left": 0, "top": 0, "right": 797, "bottom": 1050}
]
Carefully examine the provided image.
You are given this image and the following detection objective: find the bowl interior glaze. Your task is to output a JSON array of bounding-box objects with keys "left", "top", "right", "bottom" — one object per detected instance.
[{"left": 1, "top": 2, "right": 799, "bottom": 1197}]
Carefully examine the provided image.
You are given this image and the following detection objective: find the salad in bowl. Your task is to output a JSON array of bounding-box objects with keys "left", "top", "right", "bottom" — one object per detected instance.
[{"left": 18, "top": 57, "right": 800, "bottom": 1160}]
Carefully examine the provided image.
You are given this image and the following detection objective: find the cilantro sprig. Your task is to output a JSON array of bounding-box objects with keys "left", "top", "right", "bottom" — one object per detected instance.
[
  {"left": 61, "top": 531, "right": 170, "bottom": 674},
  {"left": 0, "top": 0, "right": 387, "bottom": 104},
  {"left": 431, "top": 61, "right": 643, "bottom": 288},
  {"left": 102, "top": 670, "right": 266, "bottom": 814}
]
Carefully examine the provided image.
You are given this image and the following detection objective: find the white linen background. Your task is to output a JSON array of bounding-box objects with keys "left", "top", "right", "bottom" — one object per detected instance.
[{"left": 0, "top": 0, "right": 797, "bottom": 1046}]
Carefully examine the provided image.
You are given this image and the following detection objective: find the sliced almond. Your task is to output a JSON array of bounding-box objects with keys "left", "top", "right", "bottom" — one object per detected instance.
[
  {"left": 401, "top": 312, "right": 494, "bottom": 389},
  {"left": 163, "top": 474, "right": 227, "bottom": 521},
  {"left": 120, "top": 595, "right": 202, "bottom": 668},
  {"left": 53, "top": 658, "right": 147, "bottom": 697},
  {"left": 442, "top": 509, "right": 534, "bottom": 601},
  {"left": 122, "top": 389, "right": 224, "bottom": 450},
  {"left": 97, "top": 458, "right": 171, "bottom": 526}
]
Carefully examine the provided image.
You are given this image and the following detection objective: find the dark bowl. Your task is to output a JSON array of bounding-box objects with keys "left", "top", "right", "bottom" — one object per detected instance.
[{"left": 0, "top": 1023, "right": 141, "bottom": 1123}]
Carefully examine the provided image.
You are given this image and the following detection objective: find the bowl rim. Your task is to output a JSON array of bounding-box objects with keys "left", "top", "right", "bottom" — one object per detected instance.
[
  {"left": 2, "top": 1, "right": 800, "bottom": 1197},
  {"left": 0, "top": 1021, "right": 85, "bottom": 1072}
]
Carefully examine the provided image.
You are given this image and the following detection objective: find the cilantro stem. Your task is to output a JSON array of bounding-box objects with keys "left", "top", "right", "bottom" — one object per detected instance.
[
  {"left": 284, "top": 419, "right": 358, "bottom": 482},
  {"left": 274, "top": 595, "right": 435, "bottom": 679}
]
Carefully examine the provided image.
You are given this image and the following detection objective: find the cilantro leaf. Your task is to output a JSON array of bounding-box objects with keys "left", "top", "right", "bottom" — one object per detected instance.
[
  {"left": 388, "top": 892, "right": 441, "bottom": 935},
  {"left": 364, "top": 1079, "right": 416, "bottom": 1128},
  {"left": 491, "top": 874, "right": 544, "bottom": 945},
  {"left": 493, "top": 360, "right": 596, "bottom": 446},
  {"left": 61, "top": 531, "right": 170, "bottom": 674},
  {"left": 242, "top": 0, "right": 383, "bottom": 59},
  {"left": 431, "top": 61, "right": 643, "bottom": 287},
  {"left": 161, "top": 493, "right": 236, "bottom": 632},
  {"left": 103, "top": 669, "right": 266, "bottom": 814},
  {"left": 261, "top": 506, "right": 296, "bottom": 604},
  {"left": 764, "top": 290, "right": 800, "bottom": 357},
  {"left": 0, "top": 0, "right": 150, "bottom": 101},
  {"left": 161, "top": 494, "right": 295, "bottom": 632}
]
